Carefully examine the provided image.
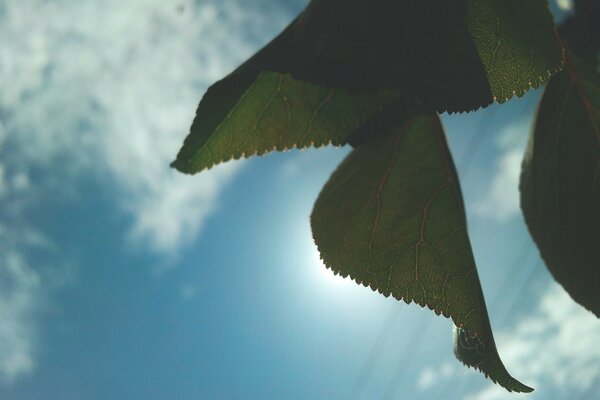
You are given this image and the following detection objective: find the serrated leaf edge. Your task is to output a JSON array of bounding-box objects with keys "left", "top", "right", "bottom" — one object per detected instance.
[
  {"left": 312, "top": 243, "right": 533, "bottom": 393},
  {"left": 173, "top": 138, "right": 345, "bottom": 173},
  {"left": 493, "top": 63, "right": 564, "bottom": 104}
]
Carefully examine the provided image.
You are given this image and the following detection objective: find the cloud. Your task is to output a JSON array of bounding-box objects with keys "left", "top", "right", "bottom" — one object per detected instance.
[
  {"left": 416, "top": 361, "right": 457, "bottom": 391},
  {"left": 465, "top": 283, "right": 600, "bottom": 400},
  {"left": 0, "top": 223, "right": 70, "bottom": 384},
  {"left": 180, "top": 284, "right": 198, "bottom": 301},
  {"left": 0, "top": 0, "right": 290, "bottom": 255},
  {"left": 417, "top": 367, "right": 437, "bottom": 390},
  {"left": 0, "top": 161, "right": 73, "bottom": 384},
  {"left": 0, "top": 0, "right": 292, "bottom": 384},
  {"left": 0, "top": 252, "right": 38, "bottom": 383},
  {"left": 415, "top": 284, "right": 600, "bottom": 399},
  {"left": 556, "top": 0, "right": 573, "bottom": 11},
  {"left": 475, "top": 119, "right": 531, "bottom": 221}
]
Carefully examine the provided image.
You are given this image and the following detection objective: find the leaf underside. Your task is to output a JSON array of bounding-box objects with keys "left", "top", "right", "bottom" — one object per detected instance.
[
  {"left": 466, "top": 0, "right": 563, "bottom": 103},
  {"left": 172, "top": 0, "right": 562, "bottom": 174},
  {"left": 171, "top": 71, "right": 406, "bottom": 173},
  {"left": 520, "top": 51, "right": 600, "bottom": 317},
  {"left": 290, "top": 0, "right": 561, "bottom": 109},
  {"left": 311, "top": 114, "right": 532, "bottom": 392}
]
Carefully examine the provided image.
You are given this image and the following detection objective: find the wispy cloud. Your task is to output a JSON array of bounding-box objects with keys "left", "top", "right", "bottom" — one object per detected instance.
[
  {"left": 415, "top": 283, "right": 600, "bottom": 399},
  {"left": 476, "top": 119, "right": 531, "bottom": 221},
  {"left": 0, "top": 251, "right": 38, "bottom": 383},
  {"left": 416, "top": 362, "right": 456, "bottom": 391},
  {"left": 0, "top": 222, "right": 71, "bottom": 384},
  {"left": 465, "top": 283, "right": 600, "bottom": 399},
  {"left": 0, "top": 0, "right": 289, "bottom": 255},
  {"left": 556, "top": 0, "right": 574, "bottom": 11},
  {"left": 0, "top": 0, "right": 292, "bottom": 384}
]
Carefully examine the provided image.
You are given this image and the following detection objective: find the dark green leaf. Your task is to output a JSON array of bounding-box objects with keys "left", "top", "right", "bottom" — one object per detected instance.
[
  {"left": 173, "top": 0, "right": 562, "bottom": 173},
  {"left": 171, "top": 14, "right": 414, "bottom": 174},
  {"left": 296, "top": 0, "right": 562, "bottom": 107},
  {"left": 465, "top": 0, "right": 563, "bottom": 103},
  {"left": 311, "top": 114, "right": 532, "bottom": 392},
  {"left": 172, "top": 71, "right": 406, "bottom": 173},
  {"left": 520, "top": 50, "right": 600, "bottom": 317},
  {"left": 292, "top": 0, "right": 494, "bottom": 112},
  {"left": 559, "top": 0, "right": 600, "bottom": 66}
]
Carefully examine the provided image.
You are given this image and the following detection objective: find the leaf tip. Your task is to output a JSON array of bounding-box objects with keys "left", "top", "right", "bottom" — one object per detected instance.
[
  {"left": 170, "top": 158, "right": 195, "bottom": 175},
  {"left": 453, "top": 326, "right": 534, "bottom": 393}
]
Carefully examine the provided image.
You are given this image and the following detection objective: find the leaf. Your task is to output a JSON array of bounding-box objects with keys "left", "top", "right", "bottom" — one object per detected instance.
[
  {"left": 520, "top": 50, "right": 600, "bottom": 317},
  {"left": 558, "top": 0, "right": 600, "bottom": 65},
  {"left": 293, "top": 0, "right": 494, "bottom": 112},
  {"left": 172, "top": 71, "right": 407, "bottom": 173},
  {"left": 311, "top": 114, "right": 532, "bottom": 392},
  {"left": 465, "top": 0, "right": 563, "bottom": 103},
  {"left": 171, "top": 14, "right": 414, "bottom": 174},
  {"left": 173, "top": 0, "right": 563, "bottom": 173},
  {"left": 296, "top": 0, "right": 562, "bottom": 108}
]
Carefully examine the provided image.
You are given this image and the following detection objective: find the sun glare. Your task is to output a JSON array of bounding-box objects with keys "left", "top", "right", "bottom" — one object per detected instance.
[{"left": 310, "top": 246, "right": 353, "bottom": 287}]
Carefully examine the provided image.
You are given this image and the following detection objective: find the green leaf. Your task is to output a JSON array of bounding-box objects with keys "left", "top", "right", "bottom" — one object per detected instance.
[
  {"left": 171, "top": 15, "right": 413, "bottom": 174},
  {"left": 296, "top": 0, "right": 562, "bottom": 108},
  {"left": 171, "top": 70, "right": 407, "bottom": 173},
  {"left": 520, "top": 50, "right": 600, "bottom": 317},
  {"left": 311, "top": 114, "right": 532, "bottom": 392},
  {"left": 293, "top": 0, "right": 495, "bottom": 112},
  {"left": 173, "top": 0, "right": 563, "bottom": 174},
  {"left": 558, "top": 0, "right": 600, "bottom": 66},
  {"left": 465, "top": 0, "right": 563, "bottom": 103}
]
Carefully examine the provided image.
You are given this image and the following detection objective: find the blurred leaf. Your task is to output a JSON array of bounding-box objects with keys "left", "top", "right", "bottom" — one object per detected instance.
[
  {"left": 520, "top": 50, "right": 600, "bottom": 317},
  {"left": 559, "top": 0, "right": 600, "bottom": 66},
  {"left": 311, "top": 114, "right": 533, "bottom": 392},
  {"left": 465, "top": 0, "right": 563, "bottom": 102}
]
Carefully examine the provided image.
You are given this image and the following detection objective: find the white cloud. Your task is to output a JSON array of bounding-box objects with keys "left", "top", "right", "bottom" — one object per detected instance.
[
  {"left": 0, "top": 0, "right": 292, "bottom": 384},
  {"left": 0, "top": 165, "right": 6, "bottom": 197},
  {"left": 465, "top": 283, "right": 600, "bottom": 400},
  {"left": 556, "top": 0, "right": 573, "bottom": 11},
  {"left": 0, "top": 0, "right": 290, "bottom": 254},
  {"left": 417, "top": 367, "right": 437, "bottom": 390},
  {"left": 0, "top": 252, "right": 38, "bottom": 383},
  {"left": 416, "top": 361, "right": 458, "bottom": 391},
  {"left": 476, "top": 120, "right": 531, "bottom": 221},
  {"left": 0, "top": 225, "right": 70, "bottom": 384}
]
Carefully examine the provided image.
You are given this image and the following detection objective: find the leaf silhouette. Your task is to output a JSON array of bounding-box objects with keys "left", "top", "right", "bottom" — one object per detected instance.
[
  {"left": 297, "top": 0, "right": 561, "bottom": 106},
  {"left": 311, "top": 114, "right": 532, "bottom": 392},
  {"left": 558, "top": 0, "right": 600, "bottom": 66},
  {"left": 291, "top": 0, "right": 494, "bottom": 112},
  {"left": 173, "top": 0, "right": 562, "bottom": 173},
  {"left": 520, "top": 50, "right": 600, "bottom": 317}
]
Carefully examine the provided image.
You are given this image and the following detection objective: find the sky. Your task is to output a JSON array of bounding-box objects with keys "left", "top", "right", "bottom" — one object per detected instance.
[{"left": 0, "top": 0, "right": 599, "bottom": 399}]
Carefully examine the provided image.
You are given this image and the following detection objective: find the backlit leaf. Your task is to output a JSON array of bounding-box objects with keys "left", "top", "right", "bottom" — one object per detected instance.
[
  {"left": 465, "top": 0, "right": 563, "bottom": 102},
  {"left": 311, "top": 114, "right": 532, "bottom": 392},
  {"left": 173, "top": 0, "right": 562, "bottom": 173},
  {"left": 171, "top": 14, "right": 413, "bottom": 174},
  {"left": 172, "top": 71, "right": 406, "bottom": 173},
  {"left": 520, "top": 50, "right": 600, "bottom": 317}
]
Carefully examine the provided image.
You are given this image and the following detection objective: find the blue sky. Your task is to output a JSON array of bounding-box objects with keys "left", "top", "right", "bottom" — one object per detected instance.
[{"left": 0, "top": 0, "right": 599, "bottom": 399}]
